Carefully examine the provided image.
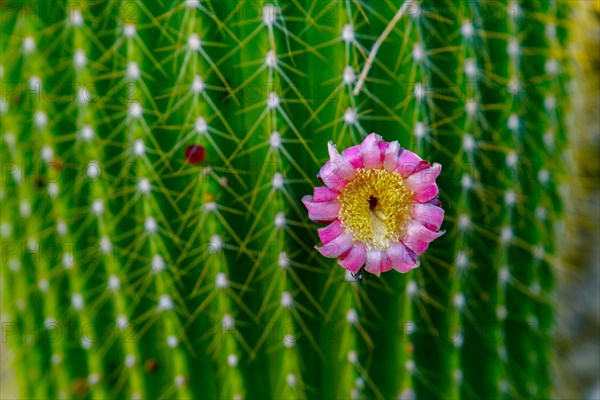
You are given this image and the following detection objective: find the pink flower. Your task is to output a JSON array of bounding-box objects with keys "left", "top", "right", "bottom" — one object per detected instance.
[{"left": 303, "top": 133, "right": 444, "bottom": 276}]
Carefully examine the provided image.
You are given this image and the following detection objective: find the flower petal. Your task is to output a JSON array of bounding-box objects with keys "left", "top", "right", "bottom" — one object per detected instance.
[
  {"left": 402, "top": 220, "right": 445, "bottom": 255},
  {"left": 341, "top": 145, "right": 363, "bottom": 169},
  {"left": 360, "top": 133, "right": 383, "bottom": 169},
  {"left": 302, "top": 195, "right": 340, "bottom": 223},
  {"left": 395, "top": 149, "right": 423, "bottom": 178},
  {"left": 380, "top": 253, "right": 393, "bottom": 273},
  {"left": 316, "top": 232, "right": 354, "bottom": 258},
  {"left": 383, "top": 141, "right": 401, "bottom": 172},
  {"left": 412, "top": 202, "right": 445, "bottom": 231},
  {"left": 338, "top": 241, "right": 366, "bottom": 273},
  {"left": 405, "top": 163, "right": 442, "bottom": 203},
  {"left": 327, "top": 141, "right": 356, "bottom": 181},
  {"left": 318, "top": 161, "right": 348, "bottom": 192},
  {"left": 313, "top": 186, "right": 339, "bottom": 202},
  {"left": 318, "top": 220, "right": 344, "bottom": 245},
  {"left": 364, "top": 249, "right": 384, "bottom": 276},
  {"left": 378, "top": 141, "right": 390, "bottom": 160},
  {"left": 387, "top": 242, "right": 419, "bottom": 273},
  {"left": 428, "top": 198, "right": 442, "bottom": 208}
]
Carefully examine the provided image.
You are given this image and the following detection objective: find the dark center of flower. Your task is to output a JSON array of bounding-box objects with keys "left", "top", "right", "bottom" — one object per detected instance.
[{"left": 368, "top": 195, "right": 378, "bottom": 210}]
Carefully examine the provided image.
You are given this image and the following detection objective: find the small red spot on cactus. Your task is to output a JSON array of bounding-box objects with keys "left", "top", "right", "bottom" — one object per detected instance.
[
  {"left": 49, "top": 158, "right": 64, "bottom": 171},
  {"left": 11, "top": 95, "right": 22, "bottom": 106},
  {"left": 185, "top": 145, "right": 205, "bottom": 164},
  {"left": 72, "top": 377, "right": 89, "bottom": 396},
  {"left": 144, "top": 358, "right": 158, "bottom": 373}
]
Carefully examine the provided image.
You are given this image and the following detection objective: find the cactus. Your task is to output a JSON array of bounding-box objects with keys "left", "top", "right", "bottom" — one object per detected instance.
[{"left": 1, "top": 1, "right": 573, "bottom": 399}]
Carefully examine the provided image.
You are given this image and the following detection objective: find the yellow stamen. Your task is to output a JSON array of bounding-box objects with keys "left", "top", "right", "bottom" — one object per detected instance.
[{"left": 338, "top": 168, "right": 413, "bottom": 250}]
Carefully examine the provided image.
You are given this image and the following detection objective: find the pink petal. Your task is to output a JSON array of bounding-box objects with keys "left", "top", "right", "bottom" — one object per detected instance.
[
  {"left": 360, "top": 133, "right": 383, "bottom": 169},
  {"left": 364, "top": 249, "right": 384, "bottom": 276},
  {"left": 380, "top": 253, "right": 393, "bottom": 273},
  {"left": 405, "top": 163, "right": 442, "bottom": 203},
  {"left": 402, "top": 220, "right": 445, "bottom": 255},
  {"left": 327, "top": 141, "right": 356, "bottom": 181},
  {"left": 338, "top": 242, "right": 366, "bottom": 273},
  {"left": 318, "top": 220, "right": 344, "bottom": 245},
  {"left": 318, "top": 161, "right": 348, "bottom": 192},
  {"left": 428, "top": 198, "right": 442, "bottom": 208},
  {"left": 302, "top": 195, "right": 340, "bottom": 223},
  {"left": 341, "top": 145, "right": 363, "bottom": 169},
  {"left": 387, "top": 242, "right": 419, "bottom": 273},
  {"left": 412, "top": 203, "right": 445, "bottom": 231},
  {"left": 316, "top": 232, "right": 354, "bottom": 258},
  {"left": 395, "top": 149, "right": 423, "bottom": 178},
  {"left": 378, "top": 141, "right": 390, "bottom": 160},
  {"left": 313, "top": 187, "right": 339, "bottom": 202},
  {"left": 412, "top": 160, "right": 432, "bottom": 174},
  {"left": 383, "top": 141, "right": 401, "bottom": 172}
]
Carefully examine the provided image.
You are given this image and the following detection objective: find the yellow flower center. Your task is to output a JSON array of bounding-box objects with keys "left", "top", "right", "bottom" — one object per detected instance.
[{"left": 338, "top": 168, "right": 413, "bottom": 250}]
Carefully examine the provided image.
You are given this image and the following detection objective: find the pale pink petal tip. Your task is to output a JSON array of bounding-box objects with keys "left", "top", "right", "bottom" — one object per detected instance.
[
  {"left": 327, "top": 141, "right": 356, "bottom": 181},
  {"left": 412, "top": 202, "right": 445, "bottom": 232},
  {"left": 406, "top": 162, "right": 442, "bottom": 203},
  {"left": 402, "top": 220, "right": 445, "bottom": 255},
  {"left": 338, "top": 242, "right": 366, "bottom": 273},
  {"left": 360, "top": 133, "right": 384, "bottom": 169},
  {"left": 318, "top": 220, "right": 344, "bottom": 245},
  {"left": 302, "top": 195, "right": 340, "bottom": 223},
  {"left": 380, "top": 253, "right": 393, "bottom": 273},
  {"left": 383, "top": 141, "right": 401, "bottom": 171},
  {"left": 387, "top": 242, "right": 419, "bottom": 273},
  {"left": 378, "top": 141, "right": 390, "bottom": 161},
  {"left": 316, "top": 232, "right": 354, "bottom": 258},
  {"left": 360, "top": 249, "right": 393, "bottom": 275},
  {"left": 395, "top": 149, "right": 423, "bottom": 178},
  {"left": 313, "top": 187, "right": 338, "bottom": 202},
  {"left": 317, "top": 161, "right": 347, "bottom": 192},
  {"left": 341, "top": 145, "right": 364, "bottom": 169},
  {"left": 364, "top": 250, "right": 383, "bottom": 276}
]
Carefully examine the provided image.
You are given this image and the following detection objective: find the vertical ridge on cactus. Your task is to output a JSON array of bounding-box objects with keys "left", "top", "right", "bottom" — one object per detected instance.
[{"left": 0, "top": 1, "right": 576, "bottom": 399}]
